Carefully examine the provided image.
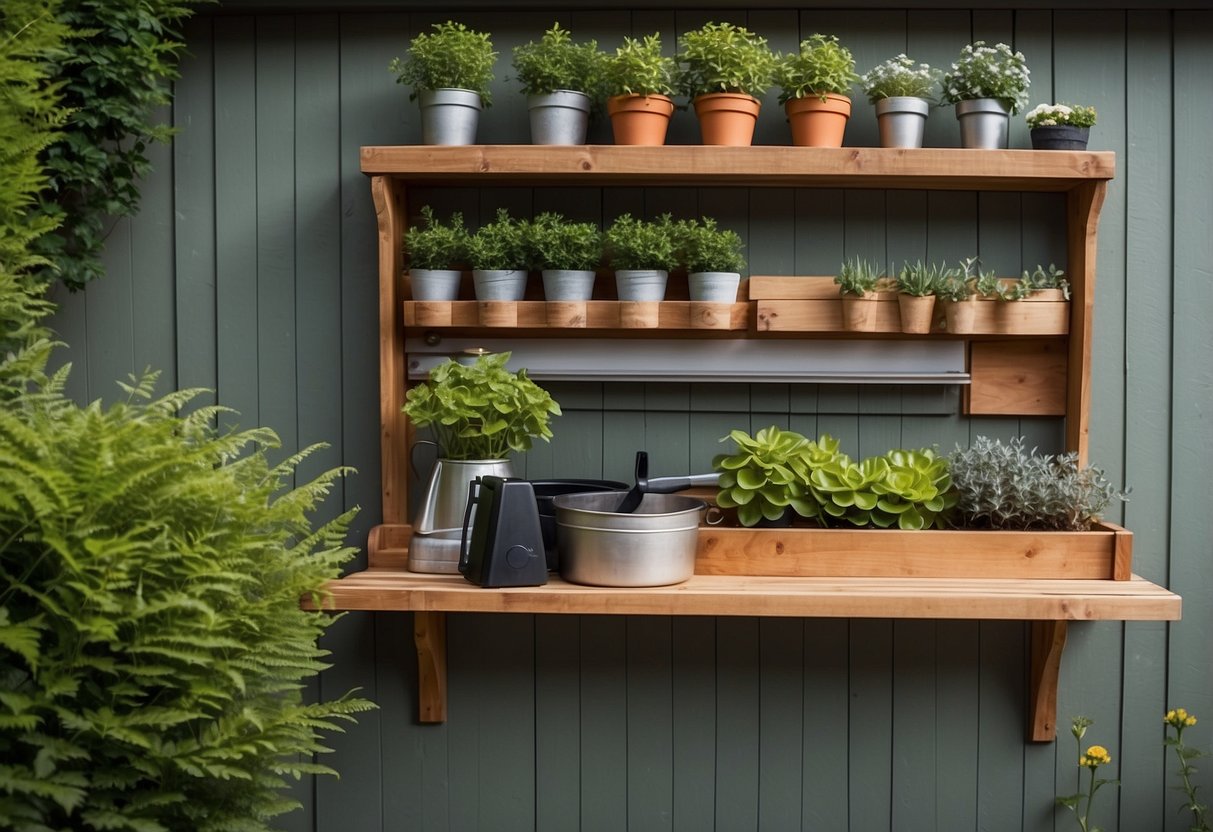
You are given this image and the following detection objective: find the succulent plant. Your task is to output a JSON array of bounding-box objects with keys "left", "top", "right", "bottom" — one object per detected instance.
[
  {"left": 946, "top": 436, "right": 1126, "bottom": 531},
  {"left": 809, "top": 447, "right": 955, "bottom": 529},
  {"left": 713, "top": 427, "right": 842, "bottom": 527}
]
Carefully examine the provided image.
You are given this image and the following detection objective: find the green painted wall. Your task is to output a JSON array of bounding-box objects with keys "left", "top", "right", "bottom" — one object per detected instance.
[{"left": 48, "top": 7, "right": 1212, "bottom": 831}]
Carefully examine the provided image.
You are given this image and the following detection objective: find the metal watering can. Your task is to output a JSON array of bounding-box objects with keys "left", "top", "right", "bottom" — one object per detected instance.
[{"left": 411, "top": 441, "right": 513, "bottom": 535}]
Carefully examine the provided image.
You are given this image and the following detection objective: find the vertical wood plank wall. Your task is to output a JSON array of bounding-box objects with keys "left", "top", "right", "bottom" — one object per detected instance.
[{"left": 47, "top": 7, "right": 1211, "bottom": 831}]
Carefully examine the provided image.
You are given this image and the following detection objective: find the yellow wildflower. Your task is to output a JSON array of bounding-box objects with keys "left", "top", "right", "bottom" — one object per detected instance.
[
  {"left": 1166, "top": 708, "right": 1198, "bottom": 729},
  {"left": 1080, "top": 745, "right": 1111, "bottom": 767}
]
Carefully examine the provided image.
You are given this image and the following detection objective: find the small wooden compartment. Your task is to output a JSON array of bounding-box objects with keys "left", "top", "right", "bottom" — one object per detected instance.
[{"left": 695, "top": 522, "right": 1132, "bottom": 581}]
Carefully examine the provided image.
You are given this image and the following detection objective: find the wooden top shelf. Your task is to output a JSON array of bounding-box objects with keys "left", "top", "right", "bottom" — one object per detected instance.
[
  {"left": 307, "top": 570, "right": 1178, "bottom": 622},
  {"left": 361, "top": 146, "right": 1115, "bottom": 191}
]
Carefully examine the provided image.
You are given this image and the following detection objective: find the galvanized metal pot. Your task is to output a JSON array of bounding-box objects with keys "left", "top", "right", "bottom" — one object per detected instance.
[
  {"left": 413, "top": 457, "right": 513, "bottom": 535},
  {"left": 408, "top": 268, "right": 461, "bottom": 301},
  {"left": 615, "top": 269, "right": 668, "bottom": 302},
  {"left": 554, "top": 492, "right": 705, "bottom": 587},
  {"left": 418, "top": 88, "right": 483, "bottom": 146},
  {"left": 528, "top": 90, "right": 591, "bottom": 145},
  {"left": 472, "top": 269, "right": 528, "bottom": 301},
  {"left": 541, "top": 269, "right": 596, "bottom": 301},
  {"left": 955, "top": 98, "right": 1011, "bottom": 149},
  {"left": 875, "top": 96, "right": 930, "bottom": 148},
  {"left": 688, "top": 271, "right": 741, "bottom": 302}
]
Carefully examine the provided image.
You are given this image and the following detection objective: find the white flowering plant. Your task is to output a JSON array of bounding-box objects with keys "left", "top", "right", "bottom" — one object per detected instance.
[
  {"left": 941, "top": 41, "right": 1030, "bottom": 114},
  {"left": 860, "top": 54, "right": 938, "bottom": 103},
  {"left": 1025, "top": 103, "right": 1097, "bottom": 129}
]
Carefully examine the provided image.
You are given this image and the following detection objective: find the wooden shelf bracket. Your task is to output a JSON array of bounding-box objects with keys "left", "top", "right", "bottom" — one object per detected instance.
[
  {"left": 413, "top": 611, "right": 447, "bottom": 723},
  {"left": 1029, "top": 620, "right": 1069, "bottom": 742}
]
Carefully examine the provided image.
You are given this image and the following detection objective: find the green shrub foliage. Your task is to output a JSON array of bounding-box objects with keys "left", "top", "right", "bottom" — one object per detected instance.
[
  {"left": 32, "top": 0, "right": 201, "bottom": 289},
  {"left": 0, "top": 374, "right": 374, "bottom": 830},
  {"left": 404, "top": 206, "right": 468, "bottom": 270},
  {"left": 1, "top": 6, "right": 375, "bottom": 828}
]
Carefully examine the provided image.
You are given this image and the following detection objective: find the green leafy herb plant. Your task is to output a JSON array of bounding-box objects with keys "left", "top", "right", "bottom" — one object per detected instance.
[
  {"left": 947, "top": 436, "right": 1126, "bottom": 531},
  {"left": 604, "top": 33, "right": 676, "bottom": 98},
  {"left": 937, "top": 257, "right": 984, "bottom": 333},
  {"left": 604, "top": 213, "right": 679, "bottom": 271},
  {"left": 834, "top": 256, "right": 885, "bottom": 297},
  {"left": 677, "top": 217, "right": 746, "bottom": 274},
  {"left": 775, "top": 34, "right": 858, "bottom": 104},
  {"left": 467, "top": 208, "right": 528, "bottom": 271},
  {"left": 713, "top": 427, "right": 842, "bottom": 527},
  {"left": 526, "top": 212, "right": 602, "bottom": 272},
  {"left": 390, "top": 21, "right": 497, "bottom": 104},
  {"left": 676, "top": 22, "right": 778, "bottom": 99},
  {"left": 511, "top": 22, "right": 605, "bottom": 96},
  {"left": 405, "top": 205, "right": 468, "bottom": 270},
  {"left": 402, "top": 352, "right": 561, "bottom": 460},
  {"left": 860, "top": 54, "right": 939, "bottom": 102}
]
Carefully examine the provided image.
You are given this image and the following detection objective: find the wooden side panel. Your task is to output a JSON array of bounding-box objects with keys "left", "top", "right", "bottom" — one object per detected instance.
[{"left": 969, "top": 340, "right": 1068, "bottom": 416}]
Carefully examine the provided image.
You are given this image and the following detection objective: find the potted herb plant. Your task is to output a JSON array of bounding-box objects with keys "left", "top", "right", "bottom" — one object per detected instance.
[
  {"left": 946, "top": 436, "right": 1124, "bottom": 531},
  {"left": 467, "top": 208, "right": 529, "bottom": 301},
  {"left": 404, "top": 206, "right": 468, "bottom": 301},
  {"left": 941, "top": 41, "right": 1031, "bottom": 149},
  {"left": 938, "top": 256, "right": 983, "bottom": 334},
  {"left": 512, "top": 23, "right": 605, "bottom": 145},
  {"left": 678, "top": 217, "right": 746, "bottom": 303},
  {"left": 775, "top": 34, "right": 859, "bottom": 148},
  {"left": 403, "top": 351, "right": 562, "bottom": 534},
  {"left": 526, "top": 212, "right": 602, "bottom": 302},
  {"left": 834, "top": 256, "right": 885, "bottom": 331},
  {"left": 1026, "top": 103, "right": 1097, "bottom": 150},
  {"left": 605, "top": 213, "right": 678, "bottom": 302},
  {"left": 676, "top": 22, "right": 778, "bottom": 146},
  {"left": 390, "top": 21, "right": 497, "bottom": 146},
  {"left": 895, "top": 260, "right": 954, "bottom": 334},
  {"left": 860, "top": 54, "right": 938, "bottom": 148},
  {"left": 604, "top": 33, "right": 677, "bottom": 146}
]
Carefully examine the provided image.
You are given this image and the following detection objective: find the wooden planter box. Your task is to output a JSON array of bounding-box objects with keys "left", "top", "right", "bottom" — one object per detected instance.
[{"left": 695, "top": 522, "right": 1132, "bottom": 580}]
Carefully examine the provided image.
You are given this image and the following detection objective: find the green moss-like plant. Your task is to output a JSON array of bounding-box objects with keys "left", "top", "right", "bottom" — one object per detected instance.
[
  {"left": 511, "top": 22, "right": 604, "bottom": 96},
  {"left": 405, "top": 205, "right": 468, "bottom": 270},
  {"left": 390, "top": 21, "right": 497, "bottom": 104},
  {"left": 676, "top": 22, "right": 778, "bottom": 99},
  {"left": 402, "top": 352, "right": 561, "bottom": 461},
  {"left": 776, "top": 34, "right": 859, "bottom": 104},
  {"left": 604, "top": 213, "right": 679, "bottom": 271}
]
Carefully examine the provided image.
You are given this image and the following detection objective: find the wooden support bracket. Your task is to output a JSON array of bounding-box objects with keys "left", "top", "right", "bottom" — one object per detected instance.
[
  {"left": 413, "top": 611, "right": 447, "bottom": 723},
  {"left": 1028, "top": 620, "right": 1069, "bottom": 742}
]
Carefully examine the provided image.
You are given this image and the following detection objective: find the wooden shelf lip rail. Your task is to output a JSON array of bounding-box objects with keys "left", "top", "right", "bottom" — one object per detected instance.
[
  {"left": 361, "top": 146, "right": 1115, "bottom": 191},
  {"left": 305, "top": 570, "right": 1178, "bottom": 741}
]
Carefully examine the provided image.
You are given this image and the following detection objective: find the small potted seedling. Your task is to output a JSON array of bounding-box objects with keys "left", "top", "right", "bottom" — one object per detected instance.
[
  {"left": 676, "top": 22, "right": 778, "bottom": 146},
  {"left": 512, "top": 23, "right": 605, "bottom": 145},
  {"left": 405, "top": 206, "right": 468, "bottom": 302},
  {"left": 834, "top": 256, "right": 885, "bottom": 332},
  {"left": 604, "top": 33, "right": 677, "bottom": 146},
  {"left": 605, "top": 214, "right": 678, "bottom": 327},
  {"left": 775, "top": 34, "right": 859, "bottom": 148},
  {"left": 895, "top": 260, "right": 953, "bottom": 334},
  {"left": 678, "top": 217, "right": 746, "bottom": 303},
  {"left": 390, "top": 21, "right": 497, "bottom": 145}
]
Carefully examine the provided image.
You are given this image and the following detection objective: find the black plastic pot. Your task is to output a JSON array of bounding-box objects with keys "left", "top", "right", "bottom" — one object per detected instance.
[
  {"left": 529, "top": 479, "right": 628, "bottom": 570},
  {"left": 1030, "top": 125, "right": 1090, "bottom": 151}
]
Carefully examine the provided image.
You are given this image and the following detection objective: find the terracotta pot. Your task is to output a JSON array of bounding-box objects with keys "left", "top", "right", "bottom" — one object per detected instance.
[
  {"left": 693, "top": 93, "right": 762, "bottom": 146},
  {"left": 608, "top": 94, "right": 675, "bottom": 146},
  {"left": 785, "top": 93, "right": 852, "bottom": 147},
  {"left": 944, "top": 297, "right": 978, "bottom": 334},
  {"left": 898, "top": 294, "right": 937, "bottom": 334},
  {"left": 841, "top": 293, "right": 878, "bottom": 332}
]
